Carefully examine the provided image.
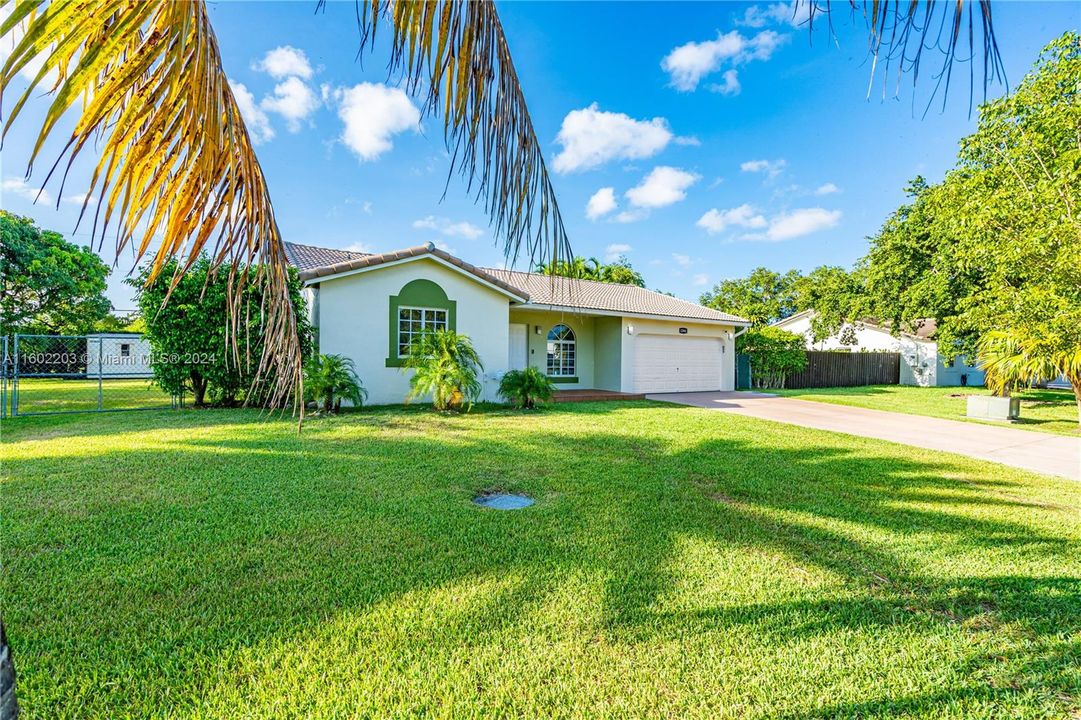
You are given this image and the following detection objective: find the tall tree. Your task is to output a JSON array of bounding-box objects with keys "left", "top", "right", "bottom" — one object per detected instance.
[
  {"left": 0, "top": 212, "right": 112, "bottom": 336},
  {"left": 1, "top": 1, "right": 1004, "bottom": 409},
  {"left": 700, "top": 267, "right": 802, "bottom": 326},
  {"left": 536, "top": 255, "right": 645, "bottom": 287}
]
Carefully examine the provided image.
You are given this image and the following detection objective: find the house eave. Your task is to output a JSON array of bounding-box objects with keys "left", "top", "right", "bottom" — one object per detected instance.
[{"left": 513, "top": 303, "right": 749, "bottom": 326}]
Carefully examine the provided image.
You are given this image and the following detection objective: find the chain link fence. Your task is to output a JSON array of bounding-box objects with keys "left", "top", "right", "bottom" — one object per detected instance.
[{"left": 4, "top": 334, "right": 176, "bottom": 416}]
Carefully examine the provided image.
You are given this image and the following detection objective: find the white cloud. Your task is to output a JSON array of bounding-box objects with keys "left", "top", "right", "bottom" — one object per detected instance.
[
  {"left": 260, "top": 76, "right": 319, "bottom": 132},
  {"left": 815, "top": 182, "right": 841, "bottom": 195},
  {"left": 661, "top": 30, "right": 786, "bottom": 92},
  {"left": 693, "top": 273, "right": 710, "bottom": 287},
  {"left": 336, "top": 83, "right": 420, "bottom": 161},
  {"left": 737, "top": 2, "right": 813, "bottom": 28},
  {"left": 709, "top": 69, "right": 742, "bottom": 96},
  {"left": 553, "top": 104, "right": 673, "bottom": 173},
  {"left": 614, "top": 210, "right": 648, "bottom": 224},
  {"left": 672, "top": 253, "right": 692, "bottom": 267},
  {"left": 755, "top": 207, "right": 842, "bottom": 241},
  {"left": 413, "top": 216, "right": 484, "bottom": 240},
  {"left": 230, "top": 80, "right": 274, "bottom": 144},
  {"left": 740, "top": 158, "right": 786, "bottom": 179},
  {"left": 344, "top": 242, "right": 374, "bottom": 254},
  {"left": 697, "top": 204, "right": 767, "bottom": 234},
  {"left": 254, "top": 46, "right": 313, "bottom": 80},
  {"left": 604, "top": 243, "right": 632, "bottom": 261},
  {"left": 625, "top": 166, "right": 699, "bottom": 209},
  {"left": 2, "top": 177, "right": 50, "bottom": 203},
  {"left": 62, "top": 193, "right": 94, "bottom": 206},
  {"left": 586, "top": 187, "right": 618, "bottom": 220}
]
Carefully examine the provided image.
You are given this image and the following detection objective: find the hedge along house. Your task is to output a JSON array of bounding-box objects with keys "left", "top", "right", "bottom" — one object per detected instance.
[{"left": 286, "top": 242, "right": 750, "bottom": 405}]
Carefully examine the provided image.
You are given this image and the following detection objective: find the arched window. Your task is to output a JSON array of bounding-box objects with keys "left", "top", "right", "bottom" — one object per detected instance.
[{"left": 546, "top": 324, "right": 576, "bottom": 377}]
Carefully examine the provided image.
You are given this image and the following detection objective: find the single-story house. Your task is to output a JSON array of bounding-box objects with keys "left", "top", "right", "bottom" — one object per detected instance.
[
  {"left": 285, "top": 242, "right": 749, "bottom": 405},
  {"left": 772, "top": 310, "right": 984, "bottom": 387},
  {"left": 85, "top": 332, "right": 153, "bottom": 378}
]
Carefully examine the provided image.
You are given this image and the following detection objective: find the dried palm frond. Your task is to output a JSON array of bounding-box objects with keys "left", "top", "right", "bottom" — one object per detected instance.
[
  {"left": 2, "top": 0, "right": 302, "bottom": 411},
  {"left": 349, "top": 0, "right": 572, "bottom": 270}
]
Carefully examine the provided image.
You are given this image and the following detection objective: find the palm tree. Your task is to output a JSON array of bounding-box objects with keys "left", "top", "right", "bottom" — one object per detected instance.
[
  {"left": 304, "top": 354, "right": 367, "bottom": 413},
  {"left": 403, "top": 329, "right": 484, "bottom": 411},
  {"left": 978, "top": 330, "right": 1081, "bottom": 425},
  {"left": 0, "top": 1, "right": 1002, "bottom": 414}
]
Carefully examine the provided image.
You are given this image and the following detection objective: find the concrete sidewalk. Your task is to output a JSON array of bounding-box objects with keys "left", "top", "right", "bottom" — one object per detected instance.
[{"left": 647, "top": 391, "right": 1081, "bottom": 481}]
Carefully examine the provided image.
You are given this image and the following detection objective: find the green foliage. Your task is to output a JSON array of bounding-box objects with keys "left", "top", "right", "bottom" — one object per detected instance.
[
  {"left": 536, "top": 255, "right": 645, "bottom": 287},
  {"left": 304, "top": 354, "right": 367, "bottom": 412},
  {"left": 700, "top": 265, "right": 858, "bottom": 333},
  {"left": 737, "top": 327, "right": 808, "bottom": 389},
  {"left": 0, "top": 211, "right": 112, "bottom": 336},
  {"left": 133, "top": 257, "right": 311, "bottom": 406},
  {"left": 403, "top": 329, "right": 484, "bottom": 411},
  {"left": 498, "top": 366, "right": 555, "bottom": 409}
]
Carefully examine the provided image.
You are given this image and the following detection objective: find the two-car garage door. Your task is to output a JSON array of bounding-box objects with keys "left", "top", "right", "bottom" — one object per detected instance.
[{"left": 632, "top": 334, "right": 723, "bottom": 393}]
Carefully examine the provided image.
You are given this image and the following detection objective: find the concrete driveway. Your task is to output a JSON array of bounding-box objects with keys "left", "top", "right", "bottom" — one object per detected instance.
[{"left": 647, "top": 391, "right": 1081, "bottom": 481}]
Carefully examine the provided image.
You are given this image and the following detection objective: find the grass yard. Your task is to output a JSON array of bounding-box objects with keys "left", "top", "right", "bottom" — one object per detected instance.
[
  {"left": 771, "top": 385, "right": 1080, "bottom": 437},
  {"left": 10, "top": 377, "right": 173, "bottom": 415},
  {"left": 2, "top": 402, "right": 1080, "bottom": 718}
]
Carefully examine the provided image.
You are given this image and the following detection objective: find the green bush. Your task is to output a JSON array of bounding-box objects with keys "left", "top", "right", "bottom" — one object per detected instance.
[
  {"left": 304, "top": 354, "right": 367, "bottom": 412},
  {"left": 738, "top": 327, "right": 808, "bottom": 389},
  {"left": 403, "top": 329, "right": 484, "bottom": 411},
  {"left": 498, "top": 367, "right": 555, "bottom": 409}
]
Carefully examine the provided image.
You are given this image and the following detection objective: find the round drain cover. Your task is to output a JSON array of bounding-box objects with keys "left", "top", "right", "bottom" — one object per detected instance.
[{"left": 474, "top": 493, "right": 534, "bottom": 510}]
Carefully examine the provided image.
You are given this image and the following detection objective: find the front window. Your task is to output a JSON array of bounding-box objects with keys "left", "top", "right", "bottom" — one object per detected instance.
[
  {"left": 398, "top": 307, "right": 448, "bottom": 357},
  {"left": 120, "top": 343, "right": 131, "bottom": 357},
  {"left": 546, "top": 324, "right": 576, "bottom": 377}
]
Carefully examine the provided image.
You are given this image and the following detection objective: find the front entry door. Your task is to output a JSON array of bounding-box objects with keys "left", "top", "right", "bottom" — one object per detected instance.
[{"left": 508, "top": 323, "right": 528, "bottom": 371}]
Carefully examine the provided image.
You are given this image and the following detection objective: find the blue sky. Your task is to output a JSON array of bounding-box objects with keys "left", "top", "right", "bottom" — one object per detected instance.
[{"left": 1, "top": 1, "right": 1077, "bottom": 311}]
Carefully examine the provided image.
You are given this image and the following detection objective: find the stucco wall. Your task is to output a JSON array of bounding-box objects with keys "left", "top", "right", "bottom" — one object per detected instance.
[
  {"left": 508, "top": 309, "right": 595, "bottom": 388},
  {"left": 86, "top": 335, "right": 152, "bottom": 377},
  {"left": 593, "top": 316, "right": 623, "bottom": 392},
  {"left": 619, "top": 318, "right": 737, "bottom": 393},
  {"left": 316, "top": 258, "right": 512, "bottom": 405}
]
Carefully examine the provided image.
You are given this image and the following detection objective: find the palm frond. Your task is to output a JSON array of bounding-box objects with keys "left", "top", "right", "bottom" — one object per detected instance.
[
  {"left": 802, "top": 1, "right": 1004, "bottom": 113},
  {"left": 348, "top": 0, "right": 572, "bottom": 270},
  {"left": 1, "top": 0, "right": 302, "bottom": 411}
]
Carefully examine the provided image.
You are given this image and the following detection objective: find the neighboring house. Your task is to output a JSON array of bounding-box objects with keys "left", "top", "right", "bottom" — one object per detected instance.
[
  {"left": 772, "top": 310, "right": 984, "bottom": 387},
  {"left": 85, "top": 333, "right": 153, "bottom": 378},
  {"left": 285, "top": 242, "right": 749, "bottom": 405}
]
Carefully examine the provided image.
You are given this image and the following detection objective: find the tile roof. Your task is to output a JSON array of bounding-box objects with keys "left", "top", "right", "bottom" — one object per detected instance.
[
  {"left": 285, "top": 242, "right": 748, "bottom": 324},
  {"left": 284, "top": 242, "right": 370, "bottom": 272},
  {"left": 292, "top": 243, "right": 529, "bottom": 300},
  {"left": 482, "top": 268, "right": 749, "bottom": 324}
]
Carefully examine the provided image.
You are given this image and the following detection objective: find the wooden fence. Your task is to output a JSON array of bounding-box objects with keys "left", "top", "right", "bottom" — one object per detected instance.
[{"left": 783, "top": 351, "right": 900, "bottom": 389}]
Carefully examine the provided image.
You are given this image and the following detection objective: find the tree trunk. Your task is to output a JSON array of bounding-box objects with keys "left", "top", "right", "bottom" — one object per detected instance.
[
  {"left": 1069, "top": 373, "right": 1081, "bottom": 427},
  {"left": 191, "top": 371, "right": 207, "bottom": 406},
  {"left": 323, "top": 393, "right": 333, "bottom": 413}
]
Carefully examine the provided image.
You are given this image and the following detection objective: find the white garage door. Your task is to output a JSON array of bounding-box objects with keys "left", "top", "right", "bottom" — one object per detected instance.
[{"left": 633, "top": 334, "right": 723, "bottom": 393}]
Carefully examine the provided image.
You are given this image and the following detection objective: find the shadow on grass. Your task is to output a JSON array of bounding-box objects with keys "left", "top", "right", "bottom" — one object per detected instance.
[{"left": 3, "top": 403, "right": 1079, "bottom": 716}]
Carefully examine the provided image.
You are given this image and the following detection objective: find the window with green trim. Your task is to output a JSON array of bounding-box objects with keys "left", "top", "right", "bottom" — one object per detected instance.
[
  {"left": 546, "top": 324, "right": 576, "bottom": 377},
  {"left": 398, "top": 306, "right": 448, "bottom": 357}
]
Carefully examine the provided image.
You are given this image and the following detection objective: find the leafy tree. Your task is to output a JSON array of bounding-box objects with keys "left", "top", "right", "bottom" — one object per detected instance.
[
  {"left": 403, "top": 329, "right": 484, "bottom": 412},
  {"left": 737, "top": 327, "right": 808, "bottom": 389},
  {"left": 304, "top": 354, "right": 367, "bottom": 413},
  {"left": 790, "top": 265, "right": 864, "bottom": 342},
  {"left": 599, "top": 256, "right": 645, "bottom": 288},
  {"left": 0, "top": 212, "right": 112, "bottom": 336},
  {"left": 536, "top": 255, "right": 645, "bottom": 287},
  {"left": 133, "top": 258, "right": 311, "bottom": 406},
  {"left": 498, "top": 367, "right": 555, "bottom": 409},
  {"left": 700, "top": 267, "right": 802, "bottom": 326}
]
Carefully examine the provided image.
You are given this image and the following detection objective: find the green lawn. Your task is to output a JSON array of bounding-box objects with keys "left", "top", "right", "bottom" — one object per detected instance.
[
  {"left": 9, "top": 377, "right": 173, "bottom": 415},
  {"left": 771, "top": 385, "right": 1080, "bottom": 436},
  {"left": 2, "top": 403, "right": 1080, "bottom": 718}
]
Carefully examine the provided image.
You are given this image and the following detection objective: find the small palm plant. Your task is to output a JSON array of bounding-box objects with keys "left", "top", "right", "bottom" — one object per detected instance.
[
  {"left": 304, "top": 354, "right": 367, "bottom": 413},
  {"left": 403, "top": 330, "right": 484, "bottom": 411},
  {"left": 498, "top": 367, "right": 556, "bottom": 409}
]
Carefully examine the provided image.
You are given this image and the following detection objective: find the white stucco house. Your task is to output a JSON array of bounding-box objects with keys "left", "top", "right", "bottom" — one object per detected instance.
[
  {"left": 772, "top": 310, "right": 984, "bottom": 387},
  {"left": 85, "top": 332, "right": 153, "bottom": 378},
  {"left": 285, "top": 242, "right": 749, "bottom": 405}
]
